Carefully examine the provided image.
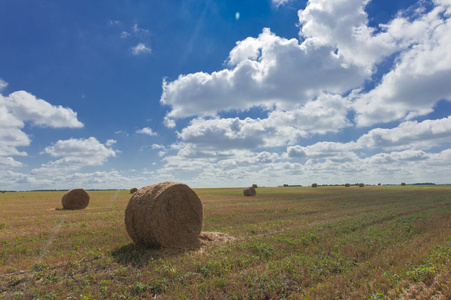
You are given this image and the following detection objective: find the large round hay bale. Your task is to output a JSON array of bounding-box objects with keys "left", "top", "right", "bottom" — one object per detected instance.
[
  {"left": 62, "top": 188, "right": 90, "bottom": 210},
  {"left": 252, "top": 184, "right": 258, "bottom": 188},
  {"left": 125, "top": 182, "right": 203, "bottom": 248},
  {"left": 130, "top": 187, "right": 138, "bottom": 194},
  {"left": 401, "top": 182, "right": 406, "bottom": 186},
  {"left": 344, "top": 183, "right": 350, "bottom": 187},
  {"left": 243, "top": 187, "right": 256, "bottom": 196},
  {"left": 311, "top": 183, "right": 318, "bottom": 188},
  {"left": 359, "top": 183, "right": 365, "bottom": 187},
  {"left": 378, "top": 183, "right": 381, "bottom": 186}
]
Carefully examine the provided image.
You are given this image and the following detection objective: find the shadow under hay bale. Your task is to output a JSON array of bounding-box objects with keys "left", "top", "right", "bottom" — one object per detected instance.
[
  {"left": 111, "top": 232, "right": 234, "bottom": 266},
  {"left": 130, "top": 187, "right": 138, "bottom": 194},
  {"left": 243, "top": 187, "right": 256, "bottom": 196},
  {"left": 125, "top": 182, "right": 203, "bottom": 248},
  {"left": 61, "top": 188, "right": 90, "bottom": 210}
]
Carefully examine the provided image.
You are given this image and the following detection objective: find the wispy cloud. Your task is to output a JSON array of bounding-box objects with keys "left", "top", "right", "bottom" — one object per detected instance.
[
  {"left": 132, "top": 43, "right": 151, "bottom": 55},
  {"left": 271, "top": 0, "right": 293, "bottom": 7},
  {"left": 0, "top": 78, "right": 7, "bottom": 91}
]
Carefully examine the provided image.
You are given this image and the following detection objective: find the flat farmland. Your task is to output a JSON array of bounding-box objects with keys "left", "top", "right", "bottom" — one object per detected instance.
[{"left": 0, "top": 186, "right": 450, "bottom": 299}]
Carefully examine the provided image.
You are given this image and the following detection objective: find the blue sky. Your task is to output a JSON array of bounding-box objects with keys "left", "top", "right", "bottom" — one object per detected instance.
[{"left": 1, "top": 0, "right": 451, "bottom": 190}]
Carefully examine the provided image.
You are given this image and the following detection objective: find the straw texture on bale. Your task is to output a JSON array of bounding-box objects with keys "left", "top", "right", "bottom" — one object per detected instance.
[
  {"left": 243, "top": 187, "right": 256, "bottom": 197},
  {"left": 130, "top": 187, "right": 138, "bottom": 194},
  {"left": 345, "top": 183, "right": 350, "bottom": 187},
  {"left": 125, "top": 182, "right": 203, "bottom": 248},
  {"left": 359, "top": 183, "right": 365, "bottom": 187},
  {"left": 311, "top": 183, "right": 318, "bottom": 188},
  {"left": 62, "top": 188, "right": 90, "bottom": 210},
  {"left": 252, "top": 184, "right": 258, "bottom": 188}
]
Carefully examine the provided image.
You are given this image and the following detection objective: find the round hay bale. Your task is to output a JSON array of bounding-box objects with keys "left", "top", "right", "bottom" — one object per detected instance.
[
  {"left": 125, "top": 182, "right": 203, "bottom": 248},
  {"left": 130, "top": 187, "right": 138, "bottom": 194},
  {"left": 401, "top": 182, "right": 406, "bottom": 186},
  {"left": 378, "top": 183, "right": 381, "bottom": 186},
  {"left": 311, "top": 183, "right": 318, "bottom": 188},
  {"left": 359, "top": 183, "right": 365, "bottom": 187},
  {"left": 243, "top": 187, "right": 256, "bottom": 196},
  {"left": 252, "top": 184, "right": 258, "bottom": 188},
  {"left": 344, "top": 183, "right": 350, "bottom": 187},
  {"left": 61, "top": 188, "right": 90, "bottom": 210}
]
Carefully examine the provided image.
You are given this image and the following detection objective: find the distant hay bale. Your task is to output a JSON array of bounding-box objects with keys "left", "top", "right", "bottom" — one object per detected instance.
[
  {"left": 130, "top": 187, "right": 138, "bottom": 194},
  {"left": 378, "top": 183, "right": 381, "bottom": 186},
  {"left": 311, "top": 183, "right": 318, "bottom": 188},
  {"left": 355, "top": 183, "right": 359, "bottom": 186},
  {"left": 252, "top": 184, "right": 258, "bottom": 188},
  {"left": 125, "top": 182, "right": 203, "bottom": 248},
  {"left": 61, "top": 188, "right": 90, "bottom": 210},
  {"left": 401, "top": 182, "right": 406, "bottom": 186},
  {"left": 243, "top": 187, "right": 257, "bottom": 196},
  {"left": 345, "top": 183, "right": 350, "bottom": 187},
  {"left": 359, "top": 183, "right": 365, "bottom": 187}
]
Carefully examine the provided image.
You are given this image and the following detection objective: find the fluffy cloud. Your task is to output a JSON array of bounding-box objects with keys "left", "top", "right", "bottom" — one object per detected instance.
[
  {"left": 178, "top": 94, "right": 350, "bottom": 152},
  {"left": 286, "top": 142, "right": 358, "bottom": 159},
  {"left": 0, "top": 157, "right": 23, "bottom": 168},
  {"left": 136, "top": 127, "right": 158, "bottom": 136},
  {"left": 32, "top": 137, "right": 117, "bottom": 175},
  {"left": 2, "top": 91, "right": 83, "bottom": 128},
  {"left": 285, "top": 116, "right": 451, "bottom": 160},
  {"left": 0, "top": 88, "right": 84, "bottom": 169},
  {"left": 353, "top": 1, "right": 451, "bottom": 126},
  {"left": 161, "top": 0, "right": 451, "bottom": 132},
  {"left": 152, "top": 0, "right": 451, "bottom": 186},
  {"left": 172, "top": 91, "right": 350, "bottom": 159},
  {"left": 161, "top": 28, "right": 366, "bottom": 126},
  {"left": 298, "top": 0, "right": 398, "bottom": 71},
  {"left": 0, "top": 170, "right": 38, "bottom": 185},
  {"left": 357, "top": 116, "right": 451, "bottom": 149}
]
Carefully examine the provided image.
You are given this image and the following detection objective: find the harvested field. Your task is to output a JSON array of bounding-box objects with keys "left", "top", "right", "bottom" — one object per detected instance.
[{"left": 1, "top": 186, "right": 450, "bottom": 299}]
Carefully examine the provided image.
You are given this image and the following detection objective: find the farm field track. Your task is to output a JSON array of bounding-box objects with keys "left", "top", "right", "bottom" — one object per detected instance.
[{"left": 0, "top": 186, "right": 450, "bottom": 299}]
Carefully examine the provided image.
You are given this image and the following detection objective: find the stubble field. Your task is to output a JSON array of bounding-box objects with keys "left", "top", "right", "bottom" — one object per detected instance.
[{"left": 0, "top": 185, "right": 450, "bottom": 299}]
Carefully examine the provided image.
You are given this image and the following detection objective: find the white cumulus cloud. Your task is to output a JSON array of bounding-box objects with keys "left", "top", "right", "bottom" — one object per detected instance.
[
  {"left": 32, "top": 137, "right": 117, "bottom": 175},
  {"left": 353, "top": 0, "right": 451, "bottom": 126},
  {"left": 161, "top": 28, "right": 367, "bottom": 125},
  {"left": 0, "top": 87, "right": 84, "bottom": 170}
]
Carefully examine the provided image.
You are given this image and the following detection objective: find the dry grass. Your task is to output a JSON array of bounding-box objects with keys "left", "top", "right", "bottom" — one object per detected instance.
[{"left": 0, "top": 186, "right": 450, "bottom": 299}]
